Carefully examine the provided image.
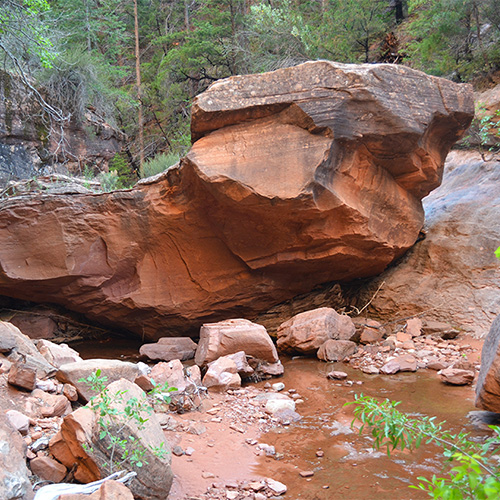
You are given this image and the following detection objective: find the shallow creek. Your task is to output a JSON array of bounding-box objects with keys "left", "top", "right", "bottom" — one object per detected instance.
[
  {"left": 253, "top": 357, "right": 477, "bottom": 500},
  {"left": 71, "top": 338, "right": 479, "bottom": 500}
]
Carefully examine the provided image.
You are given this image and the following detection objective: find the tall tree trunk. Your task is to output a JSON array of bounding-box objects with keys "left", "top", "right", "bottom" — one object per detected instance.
[
  {"left": 134, "top": 0, "right": 144, "bottom": 174},
  {"left": 395, "top": 0, "right": 404, "bottom": 23},
  {"left": 184, "top": 0, "right": 190, "bottom": 31},
  {"left": 85, "top": 0, "right": 92, "bottom": 51}
]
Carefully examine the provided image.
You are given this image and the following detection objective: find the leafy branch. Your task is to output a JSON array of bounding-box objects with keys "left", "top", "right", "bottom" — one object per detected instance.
[
  {"left": 346, "top": 394, "right": 500, "bottom": 499},
  {"left": 79, "top": 369, "right": 175, "bottom": 474}
]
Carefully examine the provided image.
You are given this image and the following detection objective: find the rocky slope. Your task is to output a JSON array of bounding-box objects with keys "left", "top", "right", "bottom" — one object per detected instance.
[
  {"left": 0, "top": 70, "right": 124, "bottom": 187},
  {"left": 0, "top": 62, "right": 473, "bottom": 340}
]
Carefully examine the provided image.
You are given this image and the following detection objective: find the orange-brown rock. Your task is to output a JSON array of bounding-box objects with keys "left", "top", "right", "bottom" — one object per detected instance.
[
  {"left": 52, "top": 380, "right": 173, "bottom": 499},
  {"left": 277, "top": 307, "right": 355, "bottom": 354},
  {"left": 56, "top": 480, "right": 134, "bottom": 500},
  {"left": 359, "top": 151, "right": 500, "bottom": 337},
  {"left": 476, "top": 316, "right": 500, "bottom": 411},
  {"left": 195, "top": 319, "right": 278, "bottom": 367},
  {"left": 30, "top": 455, "right": 67, "bottom": 483},
  {"left": 0, "top": 62, "right": 473, "bottom": 340}
]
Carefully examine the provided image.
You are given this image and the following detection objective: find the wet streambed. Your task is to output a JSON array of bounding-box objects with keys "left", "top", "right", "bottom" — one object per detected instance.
[
  {"left": 70, "top": 339, "right": 479, "bottom": 500},
  {"left": 252, "top": 357, "right": 477, "bottom": 500}
]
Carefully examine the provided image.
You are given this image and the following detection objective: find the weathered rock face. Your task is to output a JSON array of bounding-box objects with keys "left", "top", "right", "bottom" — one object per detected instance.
[
  {"left": 0, "top": 412, "right": 34, "bottom": 500},
  {"left": 359, "top": 151, "right": 500, "bottom": 337},
  {"left": 476, "top": 316, "right": 500, "bottom": 412},
  {"left": 0, "top": 62, "right": 473, "bottom": 339},
  {"left": 0, "top": 71, "right": 124, "bottom": 188}
]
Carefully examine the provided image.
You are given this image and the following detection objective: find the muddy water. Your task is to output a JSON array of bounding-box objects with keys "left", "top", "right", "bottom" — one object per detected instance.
[
  {"left": 70, "top": 339, "right": 479, "bottom": 499},
  {"left": 253, "top": 357, "right": 477, "bottom": 500}
]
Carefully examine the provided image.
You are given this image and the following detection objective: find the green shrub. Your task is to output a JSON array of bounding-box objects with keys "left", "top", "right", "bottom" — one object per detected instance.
[
  {"left": 142, "top": 152, "right": 180, "bottom": 179},
  {"left": 108, "top": 153, "right": 136, "bottom": 188}
]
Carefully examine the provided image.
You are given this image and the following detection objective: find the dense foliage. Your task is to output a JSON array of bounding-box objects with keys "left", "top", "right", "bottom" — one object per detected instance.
[{"left": 1, "top": 0, "right": 499, "bottom": 178}]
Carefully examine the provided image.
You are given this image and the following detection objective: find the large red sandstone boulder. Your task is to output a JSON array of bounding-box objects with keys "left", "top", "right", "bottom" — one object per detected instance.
[
  {"left": 277, "top": 307, "right": 355, "bottom": 354},
  {"left": 53, "top": 379, "right": 173, "bottom": 500},
  {"left": 195, "top": 318, "right": 278, "bottom": 367},
  {"left": 0, "top": 62, "right": 473, "bottom": 339}
]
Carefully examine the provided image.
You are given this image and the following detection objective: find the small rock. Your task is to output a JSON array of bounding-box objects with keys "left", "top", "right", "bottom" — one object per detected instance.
[
  {"left": 396, "top": 354, "right": 417, "bottom": 372},
  {"left": 30, "top": 436, "right": 50, "bottom": 452},
  {"left": 439, "top": 368, "right": 474, "bottom": 386},
  {"left": 405, "top": 318, "right": 422, "bottom": 337},
  {"left": 396, "top": 332, "right": 412, "bottom": 343},
  {"left": 326, "top": 370, "right": 348, "bottom": 380},
  {"left": 257, "top": 443, "right": 276, "bottom": 456},
  {"left": 35, "top": 378, "right": 57, "bottom": 393},
  {"left": 30, "top": 455, "right": 67, "bottom": 482},
  {"left": 202, "top": 471, "right": 215, "bottom": 479},
  {"left": 380, "top": 360, "right": 400, "bottom": 375},
  {"left": 427, "top": 359, "right": 448, "bottom": 371},
  {"left": 361, "top": 365, "right": 380, "bottom": 375},
  {"left": 272, "top": 382, "right": 285, "bottom": 392},
  {"left": 266, "top": 478, "right": 287, "bottom": 495},
  {"left": 230, "top": 424, "right": 246, "bottom": 433},
  {"left": 172, "top": 445, "right": 184, "bottom": 456},
  {"left": 316, "top": 450, "right": 324, "bottom": 457},
  {"left": 63, "top": 383, "right": 78, "bottom": 402},
  {"left": 226, "top": 491, "right": 238, "bottom": 500},
  {"left": 265, "top": 397, "right": 295, "bottom": 415},
  {"left": 6, "top": 409, "right": 30, "bottom": 435},
  {"left": 187, "top": 422, "right": 207, "bottom": 435},
  {"left": 8, "top": 360, "right": 37, "bottom": 391},
  {"left": 185, "top": 446, "right": 195, "bottom": 456},
  {"left": 248, "top": 481, "right": 265, "bottom": 491},
  {"left": 299, "top": 470, "right": 314, "bottom": 477}
]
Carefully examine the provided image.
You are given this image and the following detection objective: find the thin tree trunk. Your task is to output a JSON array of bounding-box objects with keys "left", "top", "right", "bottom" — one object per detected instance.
[
  {"left": 134, "top": 0, "right": 144, "bottom": 174},
  {"left": 395, "top": 0, "right": 404, "bottom": 23},
  {"left": 85, "top": 0, "right": 92, "bottom": 51},
  {"left": 184, "top": 0, "right": 190, "bottom": 31}
]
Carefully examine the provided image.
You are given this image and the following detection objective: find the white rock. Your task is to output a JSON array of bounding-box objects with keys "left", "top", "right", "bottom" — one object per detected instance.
[{"left": 266, "top": 478, "right": 287, "bottom": 495}]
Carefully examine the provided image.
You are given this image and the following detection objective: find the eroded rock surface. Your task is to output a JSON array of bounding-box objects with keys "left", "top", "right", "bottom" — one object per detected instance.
[
  {"left": 277, "top": 307, "right": 355, "bottom": 354},
  {"left": 53, "top": 379, "right": 173, "bottom": 500},
  {"left": 476, "top": 316, "right": 500, "bottom": 411},
  {"left": 360, "top": 151, "right": 500, "bottom": 337},
  {"left": 0, "top": 62, "right": 473, "bottom": 339}
]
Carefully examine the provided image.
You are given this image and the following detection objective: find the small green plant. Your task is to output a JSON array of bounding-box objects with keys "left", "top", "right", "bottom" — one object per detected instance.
[
  {"left": 142, "top": 152, "right": 180, "bottom": 179},
  {"left": 346, "top": 394, "right": 500, "bottom": 499},
  {"left": 79, "top": 369, "right": 175, "bottom": 473},
  {"left": 108, "top": 153, "right": 136, "bottom": 188},
  {"left": 463, "top": 103, "right": 500, "bottom": 161}
]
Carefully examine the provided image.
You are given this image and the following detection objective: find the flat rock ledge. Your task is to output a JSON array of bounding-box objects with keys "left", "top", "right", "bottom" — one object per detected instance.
[{"left": 0, "top": 61, "right": 473, "bottom": 339}]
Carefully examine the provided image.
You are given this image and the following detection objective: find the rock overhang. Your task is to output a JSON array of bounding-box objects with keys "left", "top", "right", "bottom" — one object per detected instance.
[{"left": 0, "top": 61, "right": 474, "bottom": 339}]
